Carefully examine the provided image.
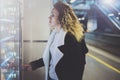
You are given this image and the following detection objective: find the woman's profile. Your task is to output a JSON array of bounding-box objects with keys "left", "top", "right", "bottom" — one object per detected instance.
[{"left": 24, "top": 1, "right": 88, "bottom": 80}]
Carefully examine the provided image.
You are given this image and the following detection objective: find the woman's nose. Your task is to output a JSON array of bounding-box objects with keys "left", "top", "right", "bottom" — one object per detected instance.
[{"left": 48, "top": 15, "right": 51, "bottom": 19}]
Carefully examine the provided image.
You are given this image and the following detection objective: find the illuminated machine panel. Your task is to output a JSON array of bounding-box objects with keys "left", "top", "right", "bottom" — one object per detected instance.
[{"left": 0, "top": 0, "right": 22, "bottom": 80}]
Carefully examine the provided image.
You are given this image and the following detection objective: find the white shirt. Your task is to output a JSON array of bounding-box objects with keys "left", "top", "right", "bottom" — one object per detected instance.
[{"left": 49, "top": 28, "right": 65, "bottom": 80}]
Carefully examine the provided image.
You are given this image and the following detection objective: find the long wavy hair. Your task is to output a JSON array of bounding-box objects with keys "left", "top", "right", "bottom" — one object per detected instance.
[{"left": 53, "top": 1, "right": 84, "bottom": 42}]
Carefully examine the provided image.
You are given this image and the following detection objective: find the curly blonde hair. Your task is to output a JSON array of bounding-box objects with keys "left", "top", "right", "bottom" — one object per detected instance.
[{"left": 54, "top": 1, "right": 84, "bottom": 42}]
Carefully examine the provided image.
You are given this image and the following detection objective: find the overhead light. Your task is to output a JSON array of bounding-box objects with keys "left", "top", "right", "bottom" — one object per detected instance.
[
  {"left": 70, "top": 0, "right": 76, "bottom": 3},
  {"left": 78, "top": 17, "right": 85, "bottom": 21},
  {"left": 116, "top": 17, "right": 119, "bottom": 20},
  {"left": 81, "top": 17, "right": 85, "bottom": 20},
  {"left": 108, "top": 13, "right": 114, "bottom": 17},
  {"left": 102, "top": 0, "right": 114, "bottom": 4},
  {"left": 118, "top": 12, "right": 120, "bottom": 15},
  {"left": 78, "top": 18, "right": 81, "bottom": 21}
]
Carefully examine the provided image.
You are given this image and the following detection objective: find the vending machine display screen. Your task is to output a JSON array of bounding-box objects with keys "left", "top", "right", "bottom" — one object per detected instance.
[{"left": 0, "top": 0, "right": 22, "bottom": 80}]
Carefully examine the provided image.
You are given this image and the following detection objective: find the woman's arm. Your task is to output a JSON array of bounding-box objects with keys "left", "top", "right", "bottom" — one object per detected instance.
[{"left": 30, "top": 58, "right": 44, "bottom": 70}]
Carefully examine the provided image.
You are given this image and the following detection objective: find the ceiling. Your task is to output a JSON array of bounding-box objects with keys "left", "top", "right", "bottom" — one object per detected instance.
[{"left": 52, "top": 0, "right": 95, "bottom": 17}]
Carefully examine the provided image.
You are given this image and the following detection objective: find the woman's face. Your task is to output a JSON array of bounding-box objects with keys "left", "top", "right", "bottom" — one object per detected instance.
[{"left": 49, "top": 8, "right": 60, "bottom": 28}]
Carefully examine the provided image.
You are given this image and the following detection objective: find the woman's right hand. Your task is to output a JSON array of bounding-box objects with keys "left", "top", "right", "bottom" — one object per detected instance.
[{"left": 23, "top": 64, "right": 32, "bottom": 71}]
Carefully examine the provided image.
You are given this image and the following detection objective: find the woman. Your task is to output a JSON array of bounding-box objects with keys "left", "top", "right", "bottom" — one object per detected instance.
[{"left": 25, "top": 1, "right": 88, "bottom": 80}]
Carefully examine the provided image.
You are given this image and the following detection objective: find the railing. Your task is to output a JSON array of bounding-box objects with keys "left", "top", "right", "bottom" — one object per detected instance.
[
  {"left": 0, "top": 36, "right": 14, "bottom": 43},
  {"left": 85, "top": 32, "right": 120, "bottom": 46},
  {"left": 96, "top": 4, "right": 120, "bottom": 30}
]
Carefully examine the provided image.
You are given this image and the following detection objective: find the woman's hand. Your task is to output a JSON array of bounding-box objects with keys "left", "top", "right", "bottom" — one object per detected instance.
[{"left": 23, "top": 64, "right": 32, "bottom": 71}]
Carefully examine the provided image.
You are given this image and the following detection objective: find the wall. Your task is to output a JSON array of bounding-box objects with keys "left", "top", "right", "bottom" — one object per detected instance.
[{"left": 22, "top": 0, "right": 52, "bottom": 80}]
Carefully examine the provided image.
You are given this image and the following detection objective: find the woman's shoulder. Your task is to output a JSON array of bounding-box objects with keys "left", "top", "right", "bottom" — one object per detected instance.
[
  {"left": 65, "top": 32, "right": 75, "bottom": 39},
  {"left": 65, "top": 32, "right": 85, "bottom": 44},
  {"left": 64, "top": 32, "right": 77, "bottom": 44}
]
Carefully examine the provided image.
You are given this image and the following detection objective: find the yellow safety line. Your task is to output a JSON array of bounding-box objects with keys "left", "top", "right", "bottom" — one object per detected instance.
[{"left": 87, "top": 53, "right": 120, "bottom": 74}]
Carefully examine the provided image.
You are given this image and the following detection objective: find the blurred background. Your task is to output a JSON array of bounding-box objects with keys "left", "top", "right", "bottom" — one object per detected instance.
[{"left": 0, "top": 0, "right": 120, "bottom": 80}]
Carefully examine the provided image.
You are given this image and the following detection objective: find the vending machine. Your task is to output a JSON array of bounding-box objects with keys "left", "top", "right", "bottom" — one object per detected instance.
[{"left": 0, "top": 0, "right": 22, "bottom": 80}]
